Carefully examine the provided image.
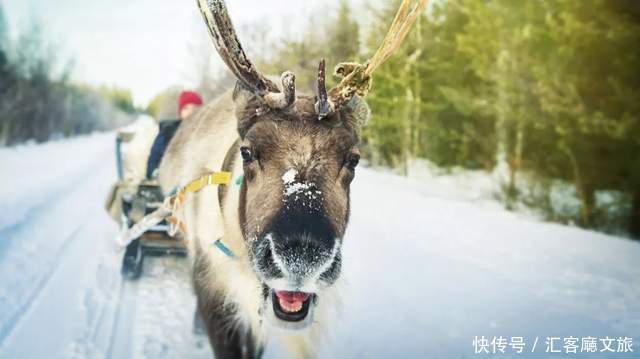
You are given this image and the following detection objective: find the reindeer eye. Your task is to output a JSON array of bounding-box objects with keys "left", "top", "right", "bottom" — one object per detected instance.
[
  {"left": 346, "top": 153, "right": 360, "bottom": 170},
  {"left": 240, "top": 146, "right": 253, "bottom": 164}
]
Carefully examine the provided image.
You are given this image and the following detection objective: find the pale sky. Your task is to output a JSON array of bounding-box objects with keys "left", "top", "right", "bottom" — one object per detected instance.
[{"left": 3, "top": 0, "right": 365, "bottom": 106}]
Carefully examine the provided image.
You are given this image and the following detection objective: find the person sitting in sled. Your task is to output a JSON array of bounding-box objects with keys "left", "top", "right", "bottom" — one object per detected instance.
[{"left": 146, "top": 90, "right": 204, "bottom": 179}]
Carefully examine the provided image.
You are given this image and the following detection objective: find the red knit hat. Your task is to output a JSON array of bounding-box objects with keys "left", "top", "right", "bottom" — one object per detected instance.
[{"left": 178, "top": 91, "right": 203, "bottom": 114}]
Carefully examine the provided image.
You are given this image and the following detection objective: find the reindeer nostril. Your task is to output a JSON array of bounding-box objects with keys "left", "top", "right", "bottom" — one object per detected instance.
[
  {"left": 253, "top": 238, "right": 283, "bottom": 280},
  {"left": 270, "top": 211, "right": 336, "bottom": 250}
]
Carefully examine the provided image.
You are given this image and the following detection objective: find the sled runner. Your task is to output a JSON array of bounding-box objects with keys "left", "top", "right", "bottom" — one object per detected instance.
[{"left": 105, "top": 116, "right": 187, "bottom": 280}]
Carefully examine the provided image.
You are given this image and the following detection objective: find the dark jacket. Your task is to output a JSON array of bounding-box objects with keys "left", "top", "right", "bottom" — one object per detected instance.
[{"left": 146, "top": 119, "right": 180, "bottom": 179}]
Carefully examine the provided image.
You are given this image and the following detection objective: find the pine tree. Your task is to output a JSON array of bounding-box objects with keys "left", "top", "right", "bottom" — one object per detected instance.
[
  {"left": 327, "top": 0, "right": 360, "bottom": 65},
  {"left": 529, "top": 0, "right": 640, "bottom": 230}
]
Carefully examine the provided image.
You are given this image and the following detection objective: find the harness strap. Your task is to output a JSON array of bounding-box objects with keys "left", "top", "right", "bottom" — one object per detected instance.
[
  {"left": 166, "top": 170, "right": 231, "bottom": 236},
  {"left": 213, "top": 238, "right": 236, "bottom": 259},
  {"left": 117, "top": 141, "right": 241, "bottom": 259},
  {"left": 166, "top": 140, "right": 242, "bottom": 258},
  {"left": 180, "top": 171, "right": 232, "bottom": 194},
  {"left": 218, "top": 138, "right": 241, "bottom": 209}
]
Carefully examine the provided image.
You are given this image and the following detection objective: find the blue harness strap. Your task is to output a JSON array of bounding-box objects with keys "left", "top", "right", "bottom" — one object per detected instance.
[
  {"left": 213, "top": 238, "right": 236, "bottom": 259},
  {"left": 207, "top": 141, "right": 245, "bottom": 260},
  {"left": 115, "top": 137, "right": 124, "bottom": 180}
]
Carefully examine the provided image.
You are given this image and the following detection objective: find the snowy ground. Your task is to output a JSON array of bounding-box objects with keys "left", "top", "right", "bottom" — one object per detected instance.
[{"left": 0, "top": 133, "right": 638, "bottom": 358}]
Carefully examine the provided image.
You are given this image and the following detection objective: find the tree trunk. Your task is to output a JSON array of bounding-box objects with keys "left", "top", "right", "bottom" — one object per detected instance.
[
  {"left": 506, "top": 119, "right": 524, "bottom": 209},
  {"left": 411, "top": 61, "right": 421, "bottom": 164},
  {"left": 563, "top": 142, "right": 594, "bottom": 227},
  {"left": 402, "top": 88, "right": 413, "bottom": 176},
  {"left": 493, "top": 39, "right": 512, "bottom": 206},
  {"left": 630, "top": 191, "right": 640, "bottom": 239},
  {"left": 368, "top": 130, "right": 379, "bottom": 167},
  {"left": 577, "top": 182, "right": 595, "bottom": 227},
  {"left": 0, "top": 119, "right": 10, "bottom": 146}
]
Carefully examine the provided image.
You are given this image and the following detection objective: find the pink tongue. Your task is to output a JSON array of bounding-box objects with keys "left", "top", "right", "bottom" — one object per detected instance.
[{"left": 275, "top": 290, "right": 310, "bottom": 303}]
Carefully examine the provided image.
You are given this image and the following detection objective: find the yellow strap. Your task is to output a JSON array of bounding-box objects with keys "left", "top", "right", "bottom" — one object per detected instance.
[
  {"left": 181, "top": 171, "right": 232, "bottom": 194},
  {"left": 166, "top": 171, "right": 232, "bottom": 236}
]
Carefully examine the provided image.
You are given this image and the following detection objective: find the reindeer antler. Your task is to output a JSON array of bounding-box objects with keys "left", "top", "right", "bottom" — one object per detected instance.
[
  {"left": 315, "top": 59, "right": 333, "bottom": 119},
  {"left": 197, "top": 0, "right": 295, "bottom": 109},
  {"left": 317, "top": 0, "right": 428, "bottom": 119}
]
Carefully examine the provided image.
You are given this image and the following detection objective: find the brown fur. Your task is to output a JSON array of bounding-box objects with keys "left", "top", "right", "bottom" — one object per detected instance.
[
  {"left": 158, "top": 85, "right": 369, "bottom": 358},
  {"left": 236, "top": 94, "right": 360, "bottom": 244}
]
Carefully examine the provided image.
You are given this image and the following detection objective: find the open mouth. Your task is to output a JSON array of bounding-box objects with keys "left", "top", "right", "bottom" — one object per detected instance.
[{"left": 271, "top": 290, "right": 314, "bottom": 322}]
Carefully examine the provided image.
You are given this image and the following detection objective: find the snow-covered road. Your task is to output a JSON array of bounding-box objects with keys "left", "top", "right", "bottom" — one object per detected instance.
[{"left": 0, "top": 133, "right": 638, "bottom": 358}]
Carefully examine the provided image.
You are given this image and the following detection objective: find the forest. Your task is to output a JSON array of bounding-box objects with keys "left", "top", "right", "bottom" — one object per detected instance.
[
  {"left": 0, "top": 3, "right": 134, "bottom": 146},
  {"left": 247, "top": 0, "right": 639, "bottom": 238},
  {"left": 2, "top": 0, "right": 639, "bottom": 238}
]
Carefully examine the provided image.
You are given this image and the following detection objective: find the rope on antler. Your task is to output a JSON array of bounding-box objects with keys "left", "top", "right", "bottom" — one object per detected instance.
[{"left": 328, "top": 0, "right": 428, "bottom": 109}]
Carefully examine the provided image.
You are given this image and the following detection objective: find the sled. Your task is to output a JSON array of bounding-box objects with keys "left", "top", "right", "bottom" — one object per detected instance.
[
  {"left": 119, "top": 182, "right": 187, "bottom": 279},
  {"left": 105, "top": 117, "right": 187, "bottom": 280}
]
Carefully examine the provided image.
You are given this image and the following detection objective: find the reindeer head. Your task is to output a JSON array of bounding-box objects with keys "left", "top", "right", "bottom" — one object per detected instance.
[
  {"left": 198, "top": 0, "right": 371, "bottom": 329},
  {"left": 237, "top": 91, "right": 368, "bottom": 329}
]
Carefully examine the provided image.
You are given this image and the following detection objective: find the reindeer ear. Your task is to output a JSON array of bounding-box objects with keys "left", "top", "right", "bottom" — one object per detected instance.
[
  {"left": 233, "top": 81, "right": 263, "bottom": 139},
  {"left": 341, "top": 95, "right": 371, "bottom": 135},
  {"left": 232, "top": 81, "right": 253, "bottom": 105}
]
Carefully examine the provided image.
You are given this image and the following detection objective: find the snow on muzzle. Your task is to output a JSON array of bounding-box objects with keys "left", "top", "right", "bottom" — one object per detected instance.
[
  {"left": 252, "top": 214, "right": 342, "bottom": 329},
  {"left": 254, "top": 211, "right": 342, "bottom": 287}
]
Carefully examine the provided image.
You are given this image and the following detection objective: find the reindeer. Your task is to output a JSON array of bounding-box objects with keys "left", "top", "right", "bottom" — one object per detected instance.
[{"left": 158, "top": 0, "right": 425, "bottom": 357}]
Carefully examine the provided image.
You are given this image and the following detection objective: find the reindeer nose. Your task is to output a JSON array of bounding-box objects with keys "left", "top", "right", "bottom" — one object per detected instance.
[
  {"left": 267, "top": 211, "right": 337, "bottom": 281},
  {"left": 272, "top": 210, "right": 336, "bottom": 251}
]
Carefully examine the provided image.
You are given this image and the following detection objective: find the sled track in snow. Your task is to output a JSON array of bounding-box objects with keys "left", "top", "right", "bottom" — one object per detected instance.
[
  {"left": 0, "top": 224, "right": 85, "bottom": 344},
  {"left": 0, "top": 194, "right": 75, "bottom": 259},
  {"left": 106, "top": 276, "right": 138, "bottom": 359},
  {"left": 103, "top": 256, "right": 212, "bottom": 359},
  {"left": 0, "top": 169, "right": 102, "bottom": 262},
  {"left": 64, "top": 255, "right": 126, "bottom": 359},
  {"left": 0, "top": 140, "right": 117, "bottom": 354}
]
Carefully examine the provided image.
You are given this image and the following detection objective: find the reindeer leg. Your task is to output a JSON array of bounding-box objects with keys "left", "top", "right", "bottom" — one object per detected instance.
[
  {"left": 193, "top": 250, "right": 263, "bottom": 358},
  {"left": 195, "top": 293, "right": 262, "bottom": 359}
]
